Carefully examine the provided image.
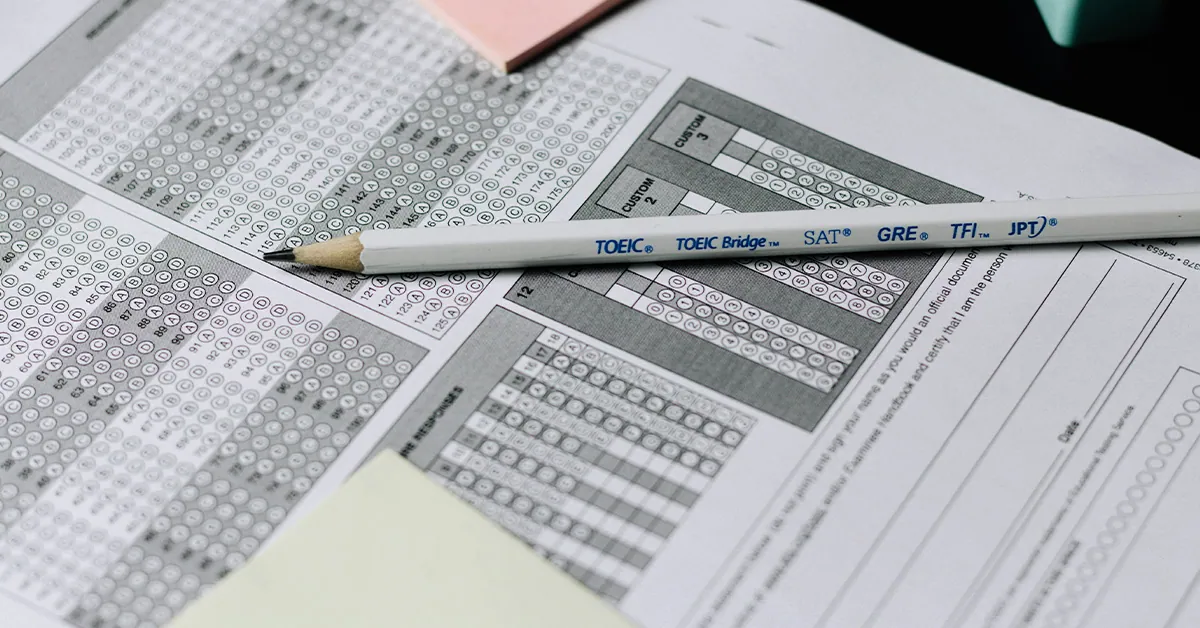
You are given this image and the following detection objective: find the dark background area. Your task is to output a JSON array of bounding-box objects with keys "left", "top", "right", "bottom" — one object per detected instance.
[{"left": 803, "top": 0, "right": 1200, "bottom": 158}]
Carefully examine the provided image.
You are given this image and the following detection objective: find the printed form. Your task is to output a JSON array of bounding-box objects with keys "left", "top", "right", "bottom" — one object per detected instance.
[{"left": 0, "top": 0, "right": 1198, "bottom": 627}]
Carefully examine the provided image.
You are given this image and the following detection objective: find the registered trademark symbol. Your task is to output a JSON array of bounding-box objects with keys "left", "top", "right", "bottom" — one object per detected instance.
[
  {"left": 645, "top": 245, "right": 654, "bottom": 253},
  {"left": 1048, "top": 218, "right": 1058, "bottom": 226},
  {"left": 842, "top": 228, "right": 852, "bottom": 236},
  {"left": 920, "top": 232, "right": 929, "bottom": 240}
]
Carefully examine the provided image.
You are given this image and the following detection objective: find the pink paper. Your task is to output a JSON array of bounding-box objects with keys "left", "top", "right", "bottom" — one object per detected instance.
[{"left": 419, "top": 0, "right": 630, "bottom": 71}]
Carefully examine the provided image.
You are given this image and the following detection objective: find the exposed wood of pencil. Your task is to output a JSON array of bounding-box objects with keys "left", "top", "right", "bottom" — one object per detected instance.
[{"left": 294, "top": 233, "right": 364, "bottom": 272}]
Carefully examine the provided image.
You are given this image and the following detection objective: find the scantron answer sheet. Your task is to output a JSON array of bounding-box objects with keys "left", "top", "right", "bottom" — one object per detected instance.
[{"left": 1, "top": 0, "right": 1200, "bottom": 627}]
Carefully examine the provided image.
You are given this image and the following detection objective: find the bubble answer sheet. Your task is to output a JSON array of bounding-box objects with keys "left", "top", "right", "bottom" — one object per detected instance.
[{"left": 1, "top": 1, "right": 1200, "bottom": 628}]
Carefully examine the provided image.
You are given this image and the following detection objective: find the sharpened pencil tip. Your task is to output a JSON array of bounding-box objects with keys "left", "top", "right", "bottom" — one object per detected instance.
[{"left": 262, "top": 248, "right": 295, "bottom": 262}]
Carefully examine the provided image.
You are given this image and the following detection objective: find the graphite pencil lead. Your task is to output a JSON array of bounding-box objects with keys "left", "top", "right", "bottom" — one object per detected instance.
[{"left": 262, "top": 248, "right": 296, "bottom": 262}]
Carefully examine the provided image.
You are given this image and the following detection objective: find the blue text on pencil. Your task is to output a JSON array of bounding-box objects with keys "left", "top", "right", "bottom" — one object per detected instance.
[
  {"left": 595, "top": 238, "right": 647, "bottom": 254},
  {"left": 674, "top": 235, "right": 770, "bottom": 252},
  {"left": 877, "top": 225, "right": 921, "bottom": 242},
  {"left": 1007, "top": 215, "right": 1055, "bottom": 238},
  {"left": 804, "top": 228, "right": 847, "bottom": 245}
]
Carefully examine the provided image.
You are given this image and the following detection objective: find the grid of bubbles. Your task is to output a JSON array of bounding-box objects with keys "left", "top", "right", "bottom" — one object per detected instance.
[
  {"left": 184, "top": 0, "right": 456, "bottom": 254},
  {"left": 19, "top": 0, "right": 284, "bottom": 182},
  {"left": 268, "top": 38, "right": 661, "bottom": 337},
  {"left": 343, "top": 268, "right": 496, "bottom": 339},
  {"left": 17, "top": 0, "right": 665, "bottom": 340},
  {"left": 0, "top": 213, "right": 158, "bottom": 403},
  {"left": 0, "top": 275, "right": 423, "bottom": 627},
  {"left": 619, "top": 267, "right": 857, "bottom": 393},
  {"left": 740, "top": 255, "right": 909, "bottom": 323},
  {"left": 698, "top": 204, "right": 910, "bottom": 323},
  {"left": 0, "top": 273, "right": 300, "bottom": 612},
  {"left": 0, "top": 179, "right": 76, "bottom": 385},
  {"left": 428, "top": 327, "right": 754, "bottom": 602},
  {"left": 0, "top": 172, "right": 165, "bottom": 404},
  {"left": 418, "top": 44, "right": 660, "bottom": 227},
  {"left": 99, "top": 0, "right": 385, "bottom": 221},
  {"left": 273, "top": 42, "right": 526, "bottom": 244},
  {"left": 0, "top": 235, "right": 246, "bottom": 614},
  {"left": 0, "top": 159, "right": 426, "bottom": 628},
  {"left": 263, "top": 36, "right": 548, "bottom": 337},
  {"left": 1041, "top": 375, "right": 1200, "bottom": 628},
  {"left": 62, "top": 314, "right": 420, "bottom": 628},
  {"left": 727, "top": 135, "right": 919, "bottom": 210}
]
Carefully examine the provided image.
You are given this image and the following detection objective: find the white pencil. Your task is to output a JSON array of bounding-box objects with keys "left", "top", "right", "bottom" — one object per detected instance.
[{"left": 262, "top": 192, "right": 1200, "bottom": 274}]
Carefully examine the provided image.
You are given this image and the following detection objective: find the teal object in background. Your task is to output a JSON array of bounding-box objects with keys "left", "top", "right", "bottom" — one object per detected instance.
[{"left": 1034, "top": 0, "right": 1166, "bottom": 46}]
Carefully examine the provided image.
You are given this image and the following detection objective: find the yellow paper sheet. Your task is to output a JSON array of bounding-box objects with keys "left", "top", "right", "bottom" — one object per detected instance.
[{"left": 170, "top": 451, "right": 635, "bottom": 628}]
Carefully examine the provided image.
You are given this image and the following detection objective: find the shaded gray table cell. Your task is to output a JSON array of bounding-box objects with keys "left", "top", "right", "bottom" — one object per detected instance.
[
  {"left": 596, "top": 167, "right": 687, "bottom": 219},
  {"left": 617, "top": 271, "right": 652, "bottom": 295},
  {"left": 722, "top": 141, "right": 757, "bottom": 163},
  {"left": 649, "top": 103, "right": 739, "bottom": 162},
  {"left": 552, "top": 265, "right": 624, "bottom": 294}
]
